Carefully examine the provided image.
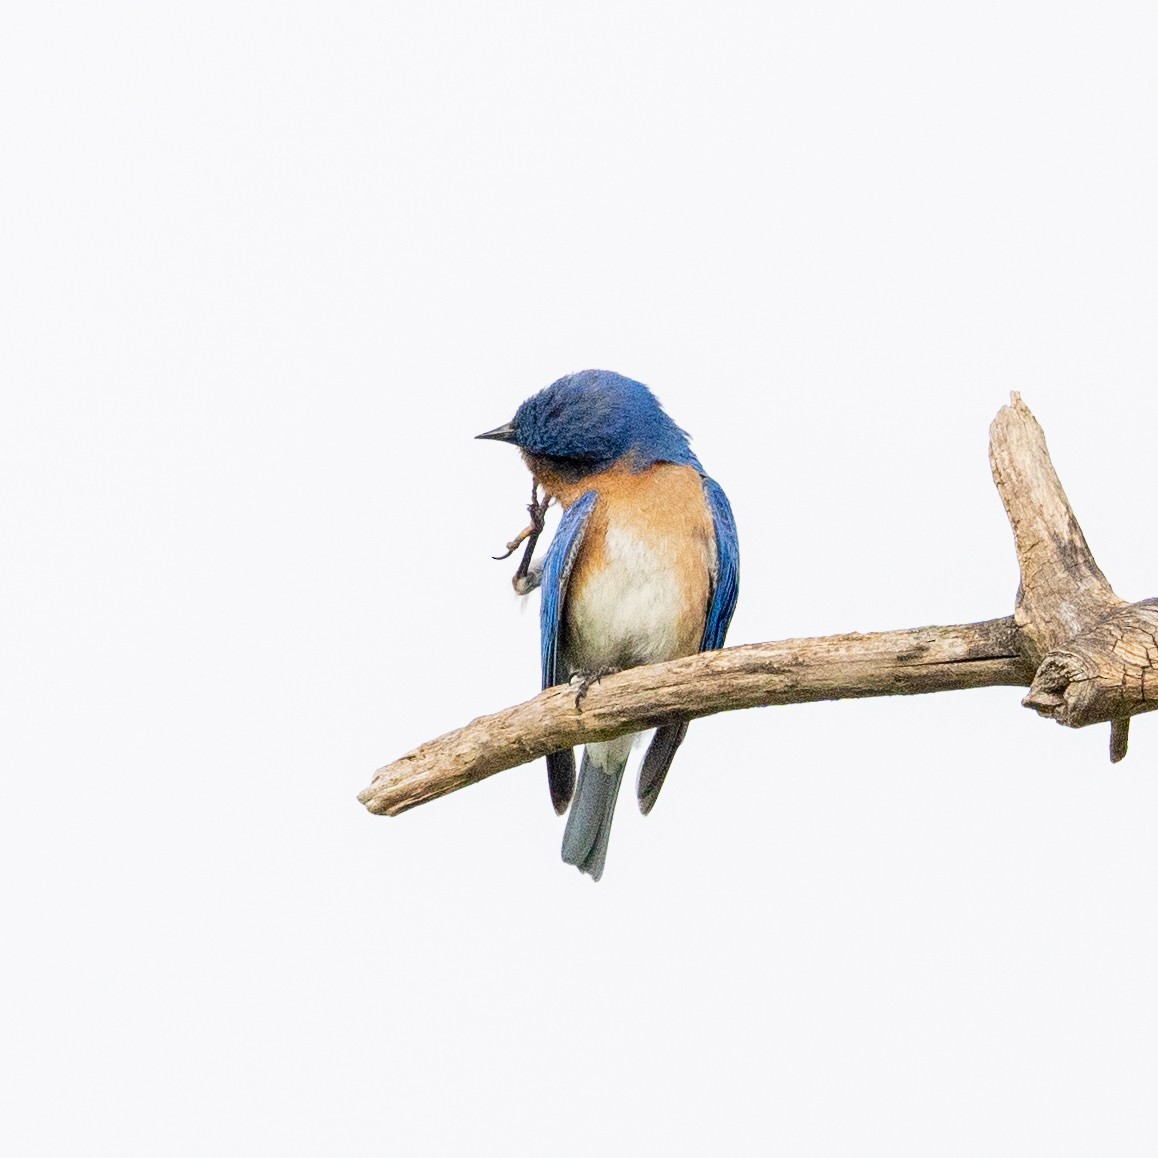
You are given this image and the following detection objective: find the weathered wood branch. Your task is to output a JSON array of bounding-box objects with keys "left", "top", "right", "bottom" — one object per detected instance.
[
  {"left": 360, "top": 619, "right": 1031, "bottom": 815},
  {"left": 359, "top": 393, "right": 1155, "bottom": 816},
  {"left": 990, "top": 394, "right": 1158, "bottom": 752}
]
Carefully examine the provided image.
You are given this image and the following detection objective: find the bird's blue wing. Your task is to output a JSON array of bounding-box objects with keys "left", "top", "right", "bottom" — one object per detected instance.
[
  {"left": 538, "top": 489, "right": 598, "bottom": 814},
  {"left": 701, "top": 476, "right": 739, "bottom": 651},
  {"left": 539, "top": 489, "right": 598, "bottom": 690}
]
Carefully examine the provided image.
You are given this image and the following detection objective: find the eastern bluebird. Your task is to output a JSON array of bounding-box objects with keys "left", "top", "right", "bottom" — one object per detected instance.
[{"left": 478, "top": 370, "right": 739, "bottom": 880}]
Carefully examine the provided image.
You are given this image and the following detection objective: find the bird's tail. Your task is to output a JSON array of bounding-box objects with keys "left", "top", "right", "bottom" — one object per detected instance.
[
  {"left": 560, "top": 733, "right": 633, "bottom": 881},
  {"left": 636, "top": 721, "right": 690, "bottom": 815}
]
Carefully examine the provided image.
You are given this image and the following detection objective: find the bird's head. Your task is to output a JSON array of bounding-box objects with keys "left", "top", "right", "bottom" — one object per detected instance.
[{"left": 476, "top": 370, "right": 700, "bottom": 482}]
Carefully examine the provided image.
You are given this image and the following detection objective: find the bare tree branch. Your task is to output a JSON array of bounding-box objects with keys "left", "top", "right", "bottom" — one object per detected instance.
[
  {"left": 359, "top": 393, "right": 1155, "bottom": 817},
  {"left": 359, "top": 619, "right": 1031, "bottom": 815}
]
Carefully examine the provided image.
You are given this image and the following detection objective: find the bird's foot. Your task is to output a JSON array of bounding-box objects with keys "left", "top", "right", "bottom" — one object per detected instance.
[
  {"left": 512, "top": 564, "right": 542, "bottom": 596},
  {"left": 569, "top": 667, "right": 620, "bottom": 711},
  {"left": 492, "top": 480, "right": 551, "bottom": 594}
]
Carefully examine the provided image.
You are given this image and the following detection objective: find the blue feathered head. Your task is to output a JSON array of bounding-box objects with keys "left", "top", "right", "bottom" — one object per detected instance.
[{"left": 478, "top": 370, "right": 701, "bottom": 472}]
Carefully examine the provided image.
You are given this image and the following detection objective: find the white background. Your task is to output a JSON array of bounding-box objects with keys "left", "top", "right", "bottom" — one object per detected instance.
[{"left": 3, "top": 2, "right": 1157, "bottom": 1154}]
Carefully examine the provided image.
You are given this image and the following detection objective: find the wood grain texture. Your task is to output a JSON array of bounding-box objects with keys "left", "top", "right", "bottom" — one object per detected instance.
[{"left": 988, "top": 392, "right": 1122, "bottom": 658}]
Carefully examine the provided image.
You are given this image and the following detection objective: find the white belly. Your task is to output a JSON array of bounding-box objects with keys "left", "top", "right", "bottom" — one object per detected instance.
[{"left": 564, "top": 524, "right": 703, "bottom": 673}]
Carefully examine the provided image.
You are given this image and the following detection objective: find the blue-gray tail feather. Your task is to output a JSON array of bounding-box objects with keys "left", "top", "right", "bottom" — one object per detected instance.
[
  {"left": 637, "top": 721, "right": 689, "bottom": 815},
  {"left": 546, "top": 750, "right": 576, "bottom": 815},
  {"left": 561, "top": 747, "right": 627, "bottom": 881}
]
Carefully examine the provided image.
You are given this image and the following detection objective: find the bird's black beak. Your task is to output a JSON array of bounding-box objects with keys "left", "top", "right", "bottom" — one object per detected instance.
[{"left": 475, "top": 422, "right": 518, "bottom": 444}]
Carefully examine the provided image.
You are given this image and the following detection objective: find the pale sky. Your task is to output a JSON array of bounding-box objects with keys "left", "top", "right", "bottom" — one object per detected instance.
[{"left": 4, "top": 3, "right": 1158, "bottom": 1155}]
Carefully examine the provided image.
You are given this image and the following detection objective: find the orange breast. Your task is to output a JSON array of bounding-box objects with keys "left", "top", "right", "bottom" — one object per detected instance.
[{"left": 544, "top": 459, "right": 715, "bottom": 672}]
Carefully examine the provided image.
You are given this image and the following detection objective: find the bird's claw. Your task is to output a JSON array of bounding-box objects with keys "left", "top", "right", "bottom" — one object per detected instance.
[
  {"left": 513, "top": 565, "right": 542, "bottom": 596},
  {"left": 492, "top": 520, "right": 538, "bottom": 561},
  {"left": 569, "top": 667, "right": 619, "bottom": 711},
  {"left": 492, "top": 479, "right": 551, "bottom": 593}
]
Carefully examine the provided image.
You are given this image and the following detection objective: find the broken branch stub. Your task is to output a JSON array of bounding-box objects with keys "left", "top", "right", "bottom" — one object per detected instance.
[{"left": 1021, "top": 599, "right": 1158, "bottom": 728}]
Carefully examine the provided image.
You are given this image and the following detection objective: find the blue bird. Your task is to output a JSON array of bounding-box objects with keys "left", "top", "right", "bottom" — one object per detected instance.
[{"left": 478, "top": 370, "right": 739, "bottom": 880}]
